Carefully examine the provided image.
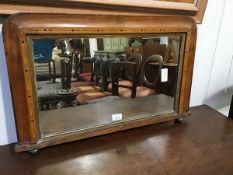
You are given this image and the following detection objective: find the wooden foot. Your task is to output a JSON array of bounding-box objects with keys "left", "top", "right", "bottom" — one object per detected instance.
[
  {"left": 28, "top": 149, "right": 39, "bottom": 155},
  {"left": 175, "top": 117, "right": 183, "bottom": 124}
]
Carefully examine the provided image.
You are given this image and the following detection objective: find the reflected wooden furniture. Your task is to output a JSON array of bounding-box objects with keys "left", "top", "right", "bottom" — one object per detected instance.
[
  {"left": 110, "top": 61, "right": 138, "bottom": 98},
  {"left": 77, "top": 58, "right": 93, "bottom": 81},
  {"left": 108, "top": 54, "right": 143, "bottom": 95},
  {"left": 139, "top": 55, "right": 163, "bottom": 84},
  {"left": 76, "top": 91, "right": 111, "bottom": 105},
  {"left": 143, "top": 44, "right": 167, "bottom": 60},
  {"left": 158, "top": 63, "right": 178, "bottom": 96},
  {"left": 93, "top": 57, "right": 120, "bottom": 91},
  {"left": 56, "top": 89, "right": 78, "bottom": 109},
  {"left": 109, "top": 55, "right": 163, "bottom": 98},
  {"left": 149, "top": 62, "right": 178, "bottom": 97},
  {"left": 37, "top": 81, "right": 61, "bottom": 111},
  {"left": 48, "top": 56, "right": 71, "bottom": 83},
  {"left": 127, "top": 54, "right": 143, "bottom": 75},
  {"left": 125, "top": 44, "right": 167, "bottom": 61},
  {"left": 3, "top": 14, "right": 197, "bottom": 152},
  {"left": 133, "top": 55, "right": 163, "bottom": 97},
  {"left": 129, "top": 38, "right": 160, "bottom": 46},
  {"left": 71, "top": 57, "right": 120, "bottom": 104},
  {"left": 94, "top": 50, "right": 125, "bottom": 59},
  {"left": 37, "top": 81, "right": 78, "bottom": 110},
  {"left": 48, "top": 59, "right": 56, "bottom": 82},
  {"left": 71, "top": 57, "right": 120, "bottom": 94},
  {"left": 61, "top": 59, "right": 72, "bottom": 89},
  {"left": 71, "top": 56, "right": 99, "bottom": 94},
  {"left": 72, "top": 57, "right": 113, "bottom": 105},
  {"left": 124, "top": 46, "right": 143, "bottom": 59}
]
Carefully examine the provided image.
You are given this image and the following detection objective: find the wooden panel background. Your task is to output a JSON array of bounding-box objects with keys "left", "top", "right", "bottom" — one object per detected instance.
[{"left": 0, "top": 0, "right": 208, "bottom": 23}]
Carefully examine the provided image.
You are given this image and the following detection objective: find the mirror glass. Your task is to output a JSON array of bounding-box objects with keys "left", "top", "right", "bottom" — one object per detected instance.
[{"left": 29, "top": 34, "right": 185, "bottom": 138}]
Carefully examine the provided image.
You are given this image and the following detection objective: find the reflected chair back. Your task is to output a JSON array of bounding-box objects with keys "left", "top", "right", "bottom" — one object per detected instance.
[
  {"left": 142, "top": 44, "right": 166, "bottom": 60},
  {"left": 139, "top": 55, "right": 163, "bottom": 88},
  {"left": 61, "top": 59, "right": 72, "bottom": 89},
  {"left": 72, "top": 51, "right": 81, "bottom": 80},
  {"left": 110, "top": 61, "right": 138, "bottom": 98},
  {"left": 124, "top": 46, "right": 143, "bottom": 58},
  {"left": 92, "top": 57, "right": 120, "bottom": 89},
  {"left": 126, "top": 53, "right": 143, "bottom": 78}
]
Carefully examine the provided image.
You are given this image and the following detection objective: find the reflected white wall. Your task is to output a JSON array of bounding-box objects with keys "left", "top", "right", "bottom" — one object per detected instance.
[
  {"left": 89, "top": 38, "right": 98, "bottom": 57},
  {"left": 0, "top": 18, "right": 17, "bottom": 145},
  {"left": 160, "top": 36, "right": 168, "bottom": 45}
]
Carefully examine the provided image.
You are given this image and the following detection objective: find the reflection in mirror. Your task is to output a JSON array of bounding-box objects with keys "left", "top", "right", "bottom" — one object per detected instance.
[{"left": 30, "top": 34, "right": 185, "bottom": 138}]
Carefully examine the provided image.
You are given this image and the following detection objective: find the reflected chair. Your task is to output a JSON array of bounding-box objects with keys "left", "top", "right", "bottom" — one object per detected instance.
[
  {"left": 110, "top": 61, "right": 138, "bottom": 98},
  {"left": 49, "top": 55, "right": 72, "bottom": 83},
  {"left": 48, "top": 44, "right": 67, "bottom": 83},
  {"left": 70, "top": 54, "right": 96, "bottom": 92},
  {"left": 108, "top": 54, "right": 142, "bottom": 93},
  {"left": 111, "top": 55, "right": 163, "bottom": 98},
  {"left": 61, "top": 58, "right": 72, "bottom": 89},
  {"left": 142, "top": 44, "right": 166, "bottom": 61},
  {"left": 135, "top": 55, "right": 163, "bottom": 97},
  {"left": 124, "top": 46, "right": 143, "bottom": 59},
  {"left": 72, "top": 57, "right": 120, "bottom": 104},
  {"left": 72, "top": 51, "right": 81, "bottom": 80},
  {"left": 71, "top": 56, "right": 119, "bottom": 94},
  {"left": 99, "top": 57, "right": 120, "bottom": 91},
  {"left": 76, "top": 91, "right": 112, "bottom": 105},
  {"left": 72, "top": 51, "right": 93, "bottom": 82},
  {"left": 78, "top": 58, "right": 93, "bottom": 82}
]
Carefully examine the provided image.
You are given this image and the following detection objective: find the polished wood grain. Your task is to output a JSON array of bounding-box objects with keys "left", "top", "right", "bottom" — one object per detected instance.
[
  {"left": 1, "top": 105, "right": 233, "bottom": 175},
  {"left": 0, "top": 0, "right": 208, "bottom": 23},
  {"left": 3, "top": 14, "right": 197, "bottom": 152},
  {"left": 5, "top": 0, "right": 198, "bottom": 11}
]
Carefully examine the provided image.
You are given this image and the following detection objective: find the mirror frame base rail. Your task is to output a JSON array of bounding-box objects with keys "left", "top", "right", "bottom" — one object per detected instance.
[
  {"left": 0, "top": 0, "right": 208, "bottom": 24},
  {"left": 15, "top": 112, "right": 190, "bottom": 153}
]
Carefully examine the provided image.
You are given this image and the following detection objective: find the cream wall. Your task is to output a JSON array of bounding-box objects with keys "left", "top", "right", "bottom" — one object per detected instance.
[
  {"left": 0, "top": 0, "right": 228, "bottom": 145},
  {"left": 0, "top": 17, "right": 17, "bottom": 145},
  {"left": 203, "top": 0, "right": 233, "bottom": 114}
]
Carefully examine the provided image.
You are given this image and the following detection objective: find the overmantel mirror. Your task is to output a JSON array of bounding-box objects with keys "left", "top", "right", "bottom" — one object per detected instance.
[{"left": 3, "top": 13, "right": 196, "bottom": 153}]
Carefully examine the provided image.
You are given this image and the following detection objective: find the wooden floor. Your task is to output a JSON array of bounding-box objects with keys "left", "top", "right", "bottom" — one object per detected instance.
[{"left": 1, "top": 105, "right": 233, "bottom": 175}]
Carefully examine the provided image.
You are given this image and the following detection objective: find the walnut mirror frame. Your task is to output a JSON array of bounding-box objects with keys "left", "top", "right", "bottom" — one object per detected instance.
[{"left": 3, "top": 13, "right": 196, "bottom": 153}]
